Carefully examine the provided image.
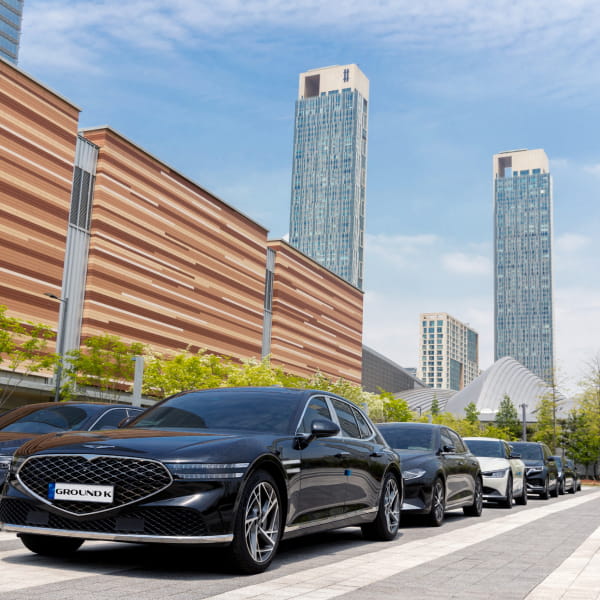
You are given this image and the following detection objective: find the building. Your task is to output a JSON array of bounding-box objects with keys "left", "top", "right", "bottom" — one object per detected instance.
[
  {"left": 0, "top": 1, "right": 24, "bottom": 64},
  {"left": 0, "top": 58, "right": 364, "bottom": 409},
  {"left": 494, "top": 149, "right": 554, "bottom": 383},
  {"left": 361, "top": 346, "right": 425, "bottom": 394},
  {"left": 289, "top": 64, "right": 369, "bottom": 289},
  {"left": 417, "top": 312, "right": 479, "bottom": 390}
]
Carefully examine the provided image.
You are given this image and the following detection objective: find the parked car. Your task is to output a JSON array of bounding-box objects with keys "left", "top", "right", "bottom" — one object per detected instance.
[
  {"left": 509, "top": 441, "right": 559, "bottom": 499},
  {"left": 552, "top": 456, "right": 578, "bottom": 494},
  {"left": 0, "top": 402, "right": 144, "bottom": 487},
  {"left": 463, "top": 437, "right": 527, "bottom": 508},
  {"left": 564, "top": 459, "right": 582, "bottom": 491},
  {"left": 0, "top": 387, "right": 402, "bottom": 574},
  {"left": 376, "top": 422, "right": 483, "bottom": 527}
]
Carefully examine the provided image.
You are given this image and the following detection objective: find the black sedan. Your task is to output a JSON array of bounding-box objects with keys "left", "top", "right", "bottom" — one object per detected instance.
[
  {"left": 377, "top": 422, "right": 483, "bottom": 526},
  {"left": 0, "top": 402, "right": 143, "bottom": 486},
  {"left": 0, "top": 387, "right": 402, "bottom": 574}
]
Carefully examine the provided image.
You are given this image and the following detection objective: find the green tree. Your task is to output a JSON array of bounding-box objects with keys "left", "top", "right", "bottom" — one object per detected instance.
[
  {"left": 0, "top": 305, "right": 56, "bottom": 407},
  {"left": 464, "top": 402, "right": 480, "bottom": 425},
  {"left": 63, "top": 334, "right": 146, "bottom": 402},
  {"left": 562, "top": 408, "right": 598, "bottom": 478},
  {"left": 495, "top": 394, "right": 521, "bottom": 440},
  {"left": 379, "top": 391, "right": 413, "bottom": 422},
  {"left": 574, "top": 354, "right": 600, "bottom": 477},
  {"left": 430, "top": 394, "right": 440, "bottom": 416}
]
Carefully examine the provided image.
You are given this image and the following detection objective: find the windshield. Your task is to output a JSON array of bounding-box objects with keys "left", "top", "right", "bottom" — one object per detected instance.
[
  {"left": 130, "top": 390, "right": 301, "bottom": 434},
  {"left": 378, "top": 425, "right": 435, "bottom": 451},
  {"left": 510, "top": 443, "right": 543, "bottom": 460},
  {"left": 464, "top": 439, "right": 504, "bottom": 458},
  {"left": 0, "top": 405, "right": 91, "bottom": 434}
]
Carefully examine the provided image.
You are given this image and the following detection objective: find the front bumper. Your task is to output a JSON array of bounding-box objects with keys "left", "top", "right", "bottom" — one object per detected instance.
[
  {"left": 3, "top": 523, "right": 233, "bottom": 544},
  {"left": 481, "top": 473, "right": 509, "bottom": 501}
]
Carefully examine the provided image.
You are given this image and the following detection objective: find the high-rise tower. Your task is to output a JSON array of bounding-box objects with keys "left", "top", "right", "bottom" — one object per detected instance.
[
  {"left": 0, "top": 0, "right": 24, "bottom": 65},
  {"left": 494, "top": 149, "right": 554, "bottom": 383},
  {"left": 289, "top": 64, "right": 369, "bottom": 289},
  {"left": 417, "top": 312, "right": 479, "bottom": 390}
]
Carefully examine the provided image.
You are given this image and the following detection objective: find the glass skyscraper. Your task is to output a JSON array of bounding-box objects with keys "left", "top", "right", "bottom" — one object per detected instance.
[
  {"left": 289, "top": 64, "right": 369, "bottom": 289},
  {"left": 494, "top": 149, "right": 554, "bottom": 383},
  {"left": 0, "top": 0, "right": 23, "bottom": 64}
]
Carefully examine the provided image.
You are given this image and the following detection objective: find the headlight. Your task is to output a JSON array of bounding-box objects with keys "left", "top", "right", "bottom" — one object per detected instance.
[
  {"left": 483, "top": 468, "right": 509, "bottom": 478},
  {"left": 527, "top": 467, "right": 543, "bottom": 474},
  {"left": 164, "top": 462, "right": 249, "bottom": 480},
  {"left": 0, "top": 455, "right": 12, "bottom": 485},
  {"left": 403, "top": 468, "right": 426, "bottom": 480}
]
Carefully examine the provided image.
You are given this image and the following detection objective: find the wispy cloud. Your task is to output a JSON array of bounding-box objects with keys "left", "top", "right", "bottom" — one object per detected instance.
[{"left": 442, "top": 252, "right": 491, "bottom": 275}]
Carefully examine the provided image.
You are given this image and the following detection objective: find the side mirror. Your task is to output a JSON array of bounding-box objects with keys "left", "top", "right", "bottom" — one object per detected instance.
[
  {"left": 311, "top": 418, "right": 340, "bottom": 438},
  {"left": 118, "top": 416, "right": 136, "bottom": 428},
  {"left": 547, "top": 456, "right": 555, "bottom": 462},
  {"left": 442, "top": 444, "right": 456, "bottom": 454},
  {"left": 509, "top": 453, "right": 521, "bottom": 459},
  {"left": 295, "top": 418, "right": 340, "bottom": 449}
]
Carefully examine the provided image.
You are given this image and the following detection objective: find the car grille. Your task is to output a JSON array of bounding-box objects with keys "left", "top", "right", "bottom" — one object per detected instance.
[
  {"left": 0, "top": 499, "right": 207, "bottom": 537},
  {"left": 17, "top": 455, "right": 172, "bottom": 515}
]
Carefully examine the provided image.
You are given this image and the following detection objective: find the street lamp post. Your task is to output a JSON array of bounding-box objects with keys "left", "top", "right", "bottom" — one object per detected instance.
[
  {"left": 520, "top": 403, "right": 527, "bottom": 441},
  {"left": 45, "top": 293, "right": 68, "bottom": 402}
]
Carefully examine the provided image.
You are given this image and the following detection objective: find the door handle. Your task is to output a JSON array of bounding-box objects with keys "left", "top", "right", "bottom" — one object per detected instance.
[
  {"left": 370, "top": 451, "right": 383, "bottom": 458},
  {"left": 335, "top": 452, "right": 350, "bottom": 458}
]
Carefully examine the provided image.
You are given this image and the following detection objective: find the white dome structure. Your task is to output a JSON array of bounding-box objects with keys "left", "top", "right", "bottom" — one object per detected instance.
[{"left": 445, "top": 356, "right": 561, "bottom": 422}]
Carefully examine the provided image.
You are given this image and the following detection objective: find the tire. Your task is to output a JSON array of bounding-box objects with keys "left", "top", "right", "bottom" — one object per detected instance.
[
  {"left": 426, "top": 477, "right": 445, "bottom": 527},
  {"left": 515, "top": 481, "right": 528, "bottom": 505},
  {"left": 228, "top": 470, "right": 282, "bottom": 574},
  {"left": 500, "top": 475, "right": 513, "bottom": 509},
  {"left": 362, "top": 471, "right": 401, "bottom": 540},
  {"left": 539, "top": 477, "right": 550, "bottom": 500},
  {"left": 569, "top": 479, "right": 576, "bottom": 494},
  {"left": 463, "top": 476, "right": 483, "bottom": 517},
  {"left": 20, "top": 534, "right": 83, "bottom": 557},
  {"left": 550, "top": 478, "right": 559, "bottom": 498},
  {"left": 559, "top": 478, "right": 565, "bottom": 495}
]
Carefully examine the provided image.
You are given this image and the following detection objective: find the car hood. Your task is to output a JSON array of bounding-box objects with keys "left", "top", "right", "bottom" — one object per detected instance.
[
  {"left": 394, "top": 449, "right": 433, "bottom": 467},
  {"left": 476, "top": 457, "right": 509, "bottom": 472},
  {"left": 15, "top": 429, "right": 277, "bottom": 463},
  {"left": 0, "top": 432, "right": 36, "bottom": 455},
  {"left": 521, "top": 459, "right": 544, "bottom": 467}
]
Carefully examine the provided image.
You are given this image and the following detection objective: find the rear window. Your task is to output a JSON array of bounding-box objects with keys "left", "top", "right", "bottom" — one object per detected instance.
[{"left": 378, "top": 425, "right": 435, "bottom": 451}]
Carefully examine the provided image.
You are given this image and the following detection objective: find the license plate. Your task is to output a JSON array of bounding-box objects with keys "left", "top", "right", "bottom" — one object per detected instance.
[{"left": 48, "top": 482, "right": 114, "bottom": 503}]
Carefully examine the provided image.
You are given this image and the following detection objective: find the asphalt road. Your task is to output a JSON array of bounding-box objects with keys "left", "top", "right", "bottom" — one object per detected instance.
[{"left": 1, "top": 488, "right": 599, "bottom": 600}]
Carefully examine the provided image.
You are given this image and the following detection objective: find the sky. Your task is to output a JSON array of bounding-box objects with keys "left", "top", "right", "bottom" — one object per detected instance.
[{"left": 16, "top": 0, "right": 600, "bottom": 395}]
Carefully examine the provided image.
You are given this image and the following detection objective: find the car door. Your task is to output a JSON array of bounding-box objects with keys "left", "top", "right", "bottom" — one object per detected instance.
[
  {"left": 329, "top": 398, "right": 383, "bottom": 512},
  {"left": 506, "top": 441, "right": 525, "bottom": 496},
  {"left": 441, "top": 428, "right": 473, "bottom": 506},
  {"left": 289, "top": 395, "right": 348, "bottom": 525}
]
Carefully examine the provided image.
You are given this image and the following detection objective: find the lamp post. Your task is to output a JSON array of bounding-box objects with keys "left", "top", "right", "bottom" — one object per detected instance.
[
  {"left": 520, "top": 403, "right": 527, "bottom": 441},
  {"left": 45, "top": 293, "right": 68, "bottom": 402}
]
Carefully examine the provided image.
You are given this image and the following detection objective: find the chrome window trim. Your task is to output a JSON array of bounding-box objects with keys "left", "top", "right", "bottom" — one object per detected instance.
[
  {"left": 2, "top": 524, "right": 233, "bottom": 545},
  {"left": 16, "top": 453, "right": 174, "bottom": 518},
  {"left": 327, "top": 396, "right": 376, "bottom": 442},
  {"left": 87, "top": 407, "right": 130, "bottom": 431}
]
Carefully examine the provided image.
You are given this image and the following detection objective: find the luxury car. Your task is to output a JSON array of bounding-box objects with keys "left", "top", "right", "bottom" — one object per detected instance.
[
  {"left": 463, "top": 437, "right": 527, "bottom": 508},
  {"left": 509, "top": 441, "right": 559, "bottom": 499},
  {"left": 376, "top": 422, "right": 483, "bottom": 527},
  {"left": 0, "top": 402, "right": 144, "bottom": 487},
  {"left": 0, "top": 387, "right": 402, "bottom": 574},
  {"left": 552, "top": 455, "right": 578, "bottom": 494}
]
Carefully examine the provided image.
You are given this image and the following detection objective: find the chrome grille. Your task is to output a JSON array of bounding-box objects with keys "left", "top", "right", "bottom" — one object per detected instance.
[{"left": 17, "top": 454, "right": 172, "bottom": 515}]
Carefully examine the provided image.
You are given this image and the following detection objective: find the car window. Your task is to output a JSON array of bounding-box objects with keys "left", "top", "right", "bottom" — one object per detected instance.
[
  {"left": 510, "top": 443, "right": 543, "bottom": 460},
  {"left": 440, "top": 429, "right": 454, "bottom": 451},
  {"left": 298, "top": 396, "right": 332, "bottom": 434},
  {"left": 464, "top": 439, "right": 503, "bottom": 458},
  {"left": 447, "top": 429, "right": 466, "bottom": 453},
  {"left": 1, "top": 406, "right": 90, "bottom": 434},
  {"left": 352, "top": 406, "right": 373, "bottom": 439},
  {"left": 378, "top": 425, "right": 435, "bottom": 451},
  {"left": 331, "top": 398, "right": 360, "bottom": 439},
  {"left": 90, "top": 408, "right": 130, "bottom": 431}
]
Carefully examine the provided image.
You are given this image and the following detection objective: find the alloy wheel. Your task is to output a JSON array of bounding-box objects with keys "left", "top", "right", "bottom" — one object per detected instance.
[
  {"left": 244, "top": 481, "right": 280, "bottom": 564},
  {"left": 383, "top": 475, "right": 400, "bottom": 534}
]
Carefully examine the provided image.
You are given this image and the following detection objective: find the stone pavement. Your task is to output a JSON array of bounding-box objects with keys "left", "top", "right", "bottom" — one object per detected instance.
[{"left": 1, "top": 489, "right": 599, "bottom": 599}]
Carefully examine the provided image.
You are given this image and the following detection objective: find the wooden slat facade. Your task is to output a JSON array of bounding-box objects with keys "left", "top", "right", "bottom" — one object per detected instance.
[
  {"left": 0, "top": 59, "right": 79, "bottom": 339},
  {"left": 267, "top": 240, "right": 363, "bottom": 384},
  {"left": 80, "top": 128, "right": 268, "bottom": 359}
]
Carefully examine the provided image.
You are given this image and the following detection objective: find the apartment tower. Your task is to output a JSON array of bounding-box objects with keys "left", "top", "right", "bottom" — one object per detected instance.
[
  {"left": 494, "top": 149, "right": 554, "bottom": 383},
  {"left": 289, "top": 64, "right": 369, "bottom": 289},
  {"left": 0, "top": 0, "right": 24, "bottom": 64},
  {"left": 417, "top": 312, "right": 479, "bottom": 390}
]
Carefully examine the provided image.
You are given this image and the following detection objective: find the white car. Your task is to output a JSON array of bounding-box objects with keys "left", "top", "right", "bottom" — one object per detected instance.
[{"left": 463, "top": 437, "right": 527, "bottom": 508}]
